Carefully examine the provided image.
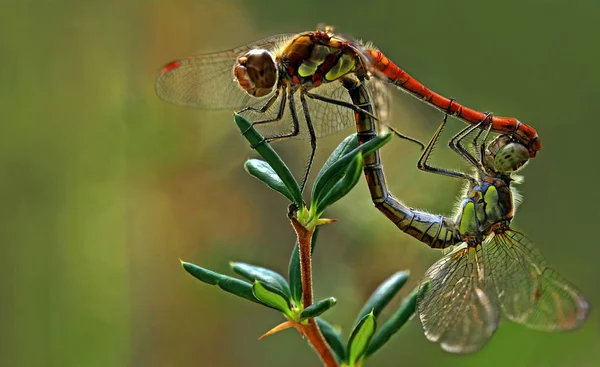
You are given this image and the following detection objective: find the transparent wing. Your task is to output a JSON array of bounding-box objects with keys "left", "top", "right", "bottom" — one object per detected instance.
[
  {"left": 155, "top": 34, "right": 295, "bottom": 110},
  {"left": 418, "top": 244, "right": 499, "bottom": 354},
  {"left": 484, "top": 230, "right": 590, "bottom": 331},
  {"left": 243, "top": 81, "right": 357, "bottom": 139}
]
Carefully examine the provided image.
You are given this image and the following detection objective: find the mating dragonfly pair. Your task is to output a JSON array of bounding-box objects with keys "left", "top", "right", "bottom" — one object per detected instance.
[{"left": 155, "top": 25, "right": 588, "bottom": 353}]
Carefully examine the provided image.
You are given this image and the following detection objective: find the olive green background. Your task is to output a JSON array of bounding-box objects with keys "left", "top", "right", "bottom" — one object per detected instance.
[{"left": 2, "top": 0, "right": 598, "bottom": 366}]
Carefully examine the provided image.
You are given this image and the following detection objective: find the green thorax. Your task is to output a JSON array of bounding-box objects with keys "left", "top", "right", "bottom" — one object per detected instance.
[{"left": 456, "top": 175, "right": 514, "bottom": 242}]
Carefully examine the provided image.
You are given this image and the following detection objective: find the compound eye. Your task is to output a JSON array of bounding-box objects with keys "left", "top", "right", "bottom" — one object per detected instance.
[
  {"left": 492, "top": 142, "right": 530, "bottom": 173},
  {"left": 244, "top": 50, "right": 277, "bottom": 90}
]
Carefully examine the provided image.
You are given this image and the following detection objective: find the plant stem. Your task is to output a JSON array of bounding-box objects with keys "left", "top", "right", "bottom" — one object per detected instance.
[{"left": 290, "top": 218, "right": 339, "bottom": 367}]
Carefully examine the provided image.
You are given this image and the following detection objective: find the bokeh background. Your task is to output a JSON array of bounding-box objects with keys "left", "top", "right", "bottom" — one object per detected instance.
[{"left": 2, "top": 0, "right": 599, "bottom": 366}]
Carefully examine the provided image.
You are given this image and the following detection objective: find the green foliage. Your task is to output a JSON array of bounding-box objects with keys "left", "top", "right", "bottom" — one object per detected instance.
[
  {"left": 348, "top": 312, "right": 377, "bottom": 366},
  {"left": 356, "top": 271, "right": 410, "bottom": 322},
  {"left": 231, "top": 262, "right": 292, "bottom": 299},
  {"left": 234, "top": 113, "right": 303, "bottom": 208},
  {"left": 316, "top": 318, "right": 347, "bottom": 363},
  {"left": 366, "top": 287, "right": 419, "bottom": 358},
  {"left": 179, "top": 114, "right": 416, "bottom": 366},
  {"left": 300, "top": 297, "right": 337, "bottom": 320},
  {"left": 234, "top": 113, "right": 391, "bottom": 228}
]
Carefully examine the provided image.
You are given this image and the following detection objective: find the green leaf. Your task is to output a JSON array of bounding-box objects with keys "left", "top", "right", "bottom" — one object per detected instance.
[
  {"left": 299, "top": 297, "right": 337, "bottom": 320},
  {"left": 312, "top": 134, "right": 359, "bottom": 195},
  {"left": 314, "top": 152, "right": 363, "bottom": 215},
  {"left": 356, "top": 271, "right": 410, "bottom": 323},
  {"left": 234, "top": 113, "right": 303, "bottom": 207},
  {"left": 244, "top": 159, "right": 294, "bottom": 202},
  {"left": 365, "top": 287, "right": 418, "bottom": 358},
  {"left": 288, "top": 227, "right": 319, "bottom": 306},
  {"left": 181, "top": 260, "right": 262, "bottom": 306},
  {"left": 316, "top": 318, "right": 346, "bottom": 363},
  {"left": 347, "top": 312, "right": 377, "bottom": 366},
  {"left": 231, "top": 262, "right": 291, "bottom": 299},
  {"left": 252, "top": 280, "right": 293, "bottom": 317},
  {"left": 311, "top": 133, "right": 392, "bottom": 210}
]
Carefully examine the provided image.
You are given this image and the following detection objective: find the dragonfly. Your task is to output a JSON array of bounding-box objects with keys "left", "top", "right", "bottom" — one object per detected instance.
[
  {"left": 346, "top": 79, "right": 589, "bottom": 353},
  {"left": 155, "top": 25, "right": 542, "bottom": 191}
]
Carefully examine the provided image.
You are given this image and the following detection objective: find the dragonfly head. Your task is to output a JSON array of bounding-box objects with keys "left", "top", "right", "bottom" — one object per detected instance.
[
  {"left": 484, "top": 135, "right": 529, "bottom": 175},
  {"left": 234, "top": 50, "right": 278, "bottom": 97}
]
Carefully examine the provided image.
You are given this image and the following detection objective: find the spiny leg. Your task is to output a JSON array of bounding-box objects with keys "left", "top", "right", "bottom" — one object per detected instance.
[
  {"left": 478, "top": 122, "right": 494, "bottom": 164},
  {"left": 387, "top": 125, "right": 425, "bottom": 151},
  {"left": 240, "top": 88, "right": 287, "bottom": 137},
  {"left": 417, "top": 114, "right": 476, "bottom": 183},
  {"left": 251, "top": 88, "right": 300, "bottom": 151},
  {"left": 265, "top": 88, "right": 300, "bottom": 142},
  {"left": 307, "top": 84, "right": 424, "bottom": 150},
  {"left": 303, "top": 90, "right": 380, "bottom": 121},
  {"left": 449, "top": 123, "right": 484, "bottom": 169},
  {"left": 298, "top": 89, "right": 317, "bottom": 193},
  {"left": 469, "top": 125, "right": 486, "bottom": 162},
  {"left": 238, "top": 88, "right": 280, "bottom": 115},
  {"left": 450, "top": 113, "right": 493, "bottom": 171}
]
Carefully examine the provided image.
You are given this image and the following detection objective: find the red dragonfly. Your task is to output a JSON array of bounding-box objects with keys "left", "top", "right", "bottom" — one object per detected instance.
[{"left": 156, "top": 26, "right": 541, "bottom": 188}]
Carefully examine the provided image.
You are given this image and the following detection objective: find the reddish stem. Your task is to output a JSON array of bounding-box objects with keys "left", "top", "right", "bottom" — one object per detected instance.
[{"left": 290, "top": 218, "right": 339, "bottom": 367}]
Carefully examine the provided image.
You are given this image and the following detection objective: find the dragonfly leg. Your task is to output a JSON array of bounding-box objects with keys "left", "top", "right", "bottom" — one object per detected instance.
[
  {"left": 386, "top": 126, "right": 425, "bottom": 150},
  {"left": 449, "top": 113, "right": 492, "bottom": 171},
  {"left": 303, "top": 90, "right": 380, "bottom": 121},
  {"left": 306, "top": 88, "right": 424, "bottom": 149},
  {"left": 470, "top": 126, "right": 486, "bottom": 162},
  {"left": 417, "top": 114, "right": 477, "bottom": 183},
  {"left": 298, "top": 89, "right": 317, "bottom": 193},
  {"left": 238, "top": 89, "right": 280, "bottom": 115},
  {"left": 264, "top": 88, "right": 301, "bottom": 142},
  {"left": 241, "top": 89, "right": 287, "bottom": 138},
  {"left": 479, "top": 122, "right": 494, "bottom": 163}
]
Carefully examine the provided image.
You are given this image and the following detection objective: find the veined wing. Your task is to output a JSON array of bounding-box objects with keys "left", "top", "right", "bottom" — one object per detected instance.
[
  {"left": 155, "top": 34, "right": 294, "bottom": 110},
  {"left": 418, "top": 244, "right": 499, "bottom": 354},
  {"left": 242, "top": 76, "right": 391, "bottom": 140},
  {"left": 243, "top": 80, "right": 357, "bottom": 139},
  {"left": 484, "top": 230, "right": 589, "bottom": 331}
]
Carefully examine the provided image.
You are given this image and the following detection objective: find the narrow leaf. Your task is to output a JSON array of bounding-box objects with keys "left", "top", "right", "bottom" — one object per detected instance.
[
  {"left": 181, "top": 260, "right": 263, "bottom": 306},
  {"left": 347, "top": 312, "right": 377, "bottom": 365},
  {"left": 231, "top": 262, "right": 291, "bottom": 299},
  {"left": 316, "top": 318, "right": 347, "bottom": 363},
  {"left": 252, "top": 281, "right": 293, "bottom": 316},
  {"left": 313, "top": 134, "right": 359, "bottom": 191},
  {"left": 314, "top": 152, "right": 363, "bottom": 215},
  {"left": 244, "top": 159, "right": 294, "bottom": 202},
  {"left": 365, "top": 287, "right": 418, "bottom": 358},
  {"left": 356, "top": 271, "right": 410, "bottom": 323},
  {"left": 312, "top": 133, "right": 391, "bottom": 208},
  {"left": 299, "top": 297, "right": 337, "bottom": 320},
  {"left": 288, "top": 227, "right": 319, "bottom": 306},
  {"left": 216, "top": 276, "right": 260, "bottom": 305},
  {"left": 234, "top": 113, "right": 303, "bottom": 207},
  {"left": 181, "top": 260, "right": 220, "bottom": 285}
]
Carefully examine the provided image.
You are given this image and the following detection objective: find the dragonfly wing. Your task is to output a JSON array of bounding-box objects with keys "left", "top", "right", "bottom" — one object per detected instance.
[
  {"left": 155, "top": 34, "right": 294, "bottom": 110},
  {"left": 418, "top": 244, "right": 500, "bottom": 354},
  {"left": 241, "top": 80, "right": 357, "bottom": 139},
  {"left": 485, "top": 230, "right": 589, "bottom": 331}
]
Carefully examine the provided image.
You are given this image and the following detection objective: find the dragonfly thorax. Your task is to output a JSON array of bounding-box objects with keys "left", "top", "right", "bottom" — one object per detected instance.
[
  {"left": 233, "top": 49, "right": 278, "bottom": 97},
  {"left": 457, "top": 177, "right": 514, "bottom": 240},
  {"left": 280, "top": 32, "right": 364, "bottom": 88}
]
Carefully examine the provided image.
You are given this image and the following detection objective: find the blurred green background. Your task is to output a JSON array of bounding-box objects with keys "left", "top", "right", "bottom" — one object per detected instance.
[{"left": 2, "top": 0, "right": 599, "bottom": 366}]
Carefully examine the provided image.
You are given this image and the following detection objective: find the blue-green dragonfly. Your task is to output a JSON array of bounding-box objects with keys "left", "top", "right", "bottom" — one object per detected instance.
[{"left": 344, "top": 80, "right": 590, "bottom": 353}]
